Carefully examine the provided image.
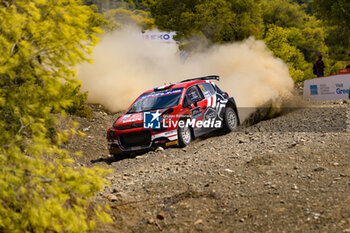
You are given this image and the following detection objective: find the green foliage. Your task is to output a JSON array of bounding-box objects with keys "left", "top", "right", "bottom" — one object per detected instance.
[
  {"left": 150, "top": 0, "right": 263, "bottom": 42},
  {"left": 85, "top": 0, "right": 154, "bottom": 30},
  {"left": 264, "top": 25, "right": 313, "bottom": 82},
  {"left": 148, "top": 0, "right": 335, "bottom": 82},
  {"left": 323, "top": 58, "right": 345, "bottom": 76},
  {"left": 261, "top": 0, "right": 306, "bottom": 28},
  {"left": 292, "top": 0, "right": 313, "bottom": 15},
  {"left": 117, "top": 0, "right": 152, "bottom": 10},
  {"left": 104, "top": 8, "right": 154, "bottom": 30},
  {"left": 0, "top": 0, "right": 111, "bottom": 232},
  {"left": 313, "top": 0, "right": 350, "bottom": 27},
  {"left": 131, "top": 0, "right": 153, "bottom": 10},
  {"left": 260, "top": 0, "right": 329, "bottom": 82},
  {"left": 61, "top": 81, "right": 93, "bottom": 119},
  {"left": 313, "top": 0, "right": 350, "bottom": 59},
  {"left": 84, "top": 0, "right": 152, "bottom": 11},
  {"left": 285, "top": 22, "right": 328, "bottom": 62},
  {"left": 91, "top": 0, "right": 346, "bottom": 82}
]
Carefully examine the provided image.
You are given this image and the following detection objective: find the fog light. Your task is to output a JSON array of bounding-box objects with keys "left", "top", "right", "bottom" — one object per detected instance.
[{"left": 108, "top": 130, "right": 116, "bottom": 139}]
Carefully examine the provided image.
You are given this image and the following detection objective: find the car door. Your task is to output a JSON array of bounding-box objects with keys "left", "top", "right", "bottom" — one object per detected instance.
[
  {"left": 183, "top": 84, "right": 208, "bottom": 137},
  {"left": 196, "top": 83, "right": 220, "bottom": 133}
]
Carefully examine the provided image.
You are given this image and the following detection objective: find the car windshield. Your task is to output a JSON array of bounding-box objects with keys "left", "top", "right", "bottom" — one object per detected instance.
[{"left": 127, "top": 88, "right": 183, "bottom": 113}]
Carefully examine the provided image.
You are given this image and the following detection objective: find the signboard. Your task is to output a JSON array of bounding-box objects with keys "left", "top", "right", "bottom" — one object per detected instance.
[
  {"left": 141, "top": 32, "right": 177, "bottom": 43},
  {"left": 303, "top": 69, "right": 350, "bottom": 101}
]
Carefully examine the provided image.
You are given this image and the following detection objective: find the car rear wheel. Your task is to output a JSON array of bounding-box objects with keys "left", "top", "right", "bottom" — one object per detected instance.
[
  {"left": 223, "top": 106, "right": 238, "bottom": 132},
  {"left": 177, "top": 119, "right": 192, "bottom": 147}
]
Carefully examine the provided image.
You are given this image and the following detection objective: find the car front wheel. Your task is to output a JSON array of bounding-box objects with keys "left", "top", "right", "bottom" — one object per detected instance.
[{"left": 177, "top": 118, "right": 192, "bottom": 147}]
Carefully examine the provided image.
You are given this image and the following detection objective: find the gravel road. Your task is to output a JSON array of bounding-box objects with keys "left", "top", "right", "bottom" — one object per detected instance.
[{"left": 65, "top": 100, "right": 350, "bottom": 232}]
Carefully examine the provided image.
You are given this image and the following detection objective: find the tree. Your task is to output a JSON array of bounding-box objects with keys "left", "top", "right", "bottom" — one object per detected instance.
[
  {"left": 84, "top": 0, "right": 152, "bottom": 11},
  {"left": 313, "top": 0, "right": 350, "bottom": 28},
  {"left": 264, "top": 25, "right": 310, "bottom": 82},
  {"left": 313, "top": 0, "right": 350, "bottom": 58},
  {"left": 83, "top": 0, "right": 154, "bottom": 30},
  {"left": 292, "top": 0, "right": 313, "bottom": 15},
  {"left": 148, "top": 0, "right": 337, "bottom": 81},
  {"left": 261, "top": 0, "right": 328, "bottom": 60},
  {"left": 104, "top": 8, "right": 154, "bottom": 30},
  {"left": 0, "top": 0, "right": 111, "bottom": 231},
  {"left": 149, "top": 0, "right": 263, "bottom": 43},
  {"left": 261, "top": 0, "right": 309, "bottom": 28},
  {"left": 259, "top": 0, "right": 334, "bottom": 81},
  {"left": 94, "top": 0, "right": 343, "bottom": 82}
]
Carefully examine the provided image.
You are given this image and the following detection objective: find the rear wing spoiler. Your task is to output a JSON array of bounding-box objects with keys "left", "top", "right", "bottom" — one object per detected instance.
[{"left": 180, "top": 75, "right": 220, "bottom": 83}]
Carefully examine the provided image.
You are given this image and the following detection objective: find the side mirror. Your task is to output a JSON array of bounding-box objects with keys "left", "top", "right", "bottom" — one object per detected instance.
[
  {"left": 161, "top": 107, "right": 174, "bottom": 116},
  {"left": 183, "top": 103, "right": 193, "bottom": 109}
]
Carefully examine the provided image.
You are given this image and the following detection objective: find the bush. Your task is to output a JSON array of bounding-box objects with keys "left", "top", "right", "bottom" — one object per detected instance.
[{"left": 0, "top": 1, "right": 111, "bottom": 231}]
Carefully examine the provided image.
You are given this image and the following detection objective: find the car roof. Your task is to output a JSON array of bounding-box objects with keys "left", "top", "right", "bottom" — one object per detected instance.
[{"left": 142, "top": 80, "right": 214, "bottom": 95}]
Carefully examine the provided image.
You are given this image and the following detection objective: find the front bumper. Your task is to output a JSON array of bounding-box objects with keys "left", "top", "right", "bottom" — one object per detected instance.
[{"left": 107, "top": 129, "right": 178, "bottom": 153}]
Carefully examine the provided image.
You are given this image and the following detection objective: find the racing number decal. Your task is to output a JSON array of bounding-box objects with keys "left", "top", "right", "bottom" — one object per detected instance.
[
  {"left": 198, "top": 84, "right": 206, "bottom": 93},
  {"left": 199, "top": 84, "right": 212, "bottom": 99},
  {"left": 191, "top": 107, "right": 202, "bottom": 119}
]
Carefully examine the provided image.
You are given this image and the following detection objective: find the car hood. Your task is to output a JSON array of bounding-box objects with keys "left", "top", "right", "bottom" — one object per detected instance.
[
  {"left": 113, "top": 108, "right": 173, "bottom": 127},
  {"left": 114, "top": 113, "right": 143, "bottom": 127}
]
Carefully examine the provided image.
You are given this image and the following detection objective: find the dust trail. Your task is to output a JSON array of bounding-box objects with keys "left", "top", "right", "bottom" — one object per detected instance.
[{"left": 77, "top": 26, "right": 294, "bottom": 121}]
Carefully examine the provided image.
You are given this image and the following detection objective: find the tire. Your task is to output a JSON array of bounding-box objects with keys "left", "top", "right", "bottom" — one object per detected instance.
[
  {"left": 222, "top": 106, "right": 238, "bottom": 133},
  {"left": 177, "top": 118, "right": 192, "bottom": 147}
]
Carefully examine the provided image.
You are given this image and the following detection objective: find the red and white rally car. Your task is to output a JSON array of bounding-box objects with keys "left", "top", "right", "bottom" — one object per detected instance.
[{"left": 107, "top": 75, "right": 240, "bottom": 155}]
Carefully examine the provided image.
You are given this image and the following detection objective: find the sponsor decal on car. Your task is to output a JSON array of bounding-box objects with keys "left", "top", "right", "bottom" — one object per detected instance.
[
  {"left": 203, "top": 108, "right": 217, "bottom": 121},
  {"left": 190, "top": 107, "right": 202, "bottom": 119},
  {"left": 139, "top": 89, "right": 182, "bottom": 99},
  {"left": 165, "top": 140, "right": 178, "bottom": 147},
  {"left": 203, "top": 91, "right": 211, "bottom": 99},
  {"left": 122, "top": 114, "right": 143, "bottom": 123},
  {"left": 198, "top": 84, "right": 206, "bottom": 93},
  {"left": 121, "top": 114, "right": 130, "bottom": 120}
]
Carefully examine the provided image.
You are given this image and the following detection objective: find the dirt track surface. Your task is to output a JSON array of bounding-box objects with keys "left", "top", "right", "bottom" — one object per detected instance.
[{"left": 65, "top": 100, "right": 350, "bottom": 232}]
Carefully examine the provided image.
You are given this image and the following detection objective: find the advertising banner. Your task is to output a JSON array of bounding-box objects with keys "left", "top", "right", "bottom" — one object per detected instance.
[
  {"left": 141, "top": 32, "right": 177, "bottom": 43},
  {"left": 303, "top": 70, "right": 350, "bottom": 101}
]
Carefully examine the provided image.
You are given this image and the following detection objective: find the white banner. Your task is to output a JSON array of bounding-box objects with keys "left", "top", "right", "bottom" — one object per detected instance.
[
  {"left": 141, "top": 32, "right": 177, "bottom": 43},
  {"left": 303, "top": 70, "right": 350, "bottom": 101}
]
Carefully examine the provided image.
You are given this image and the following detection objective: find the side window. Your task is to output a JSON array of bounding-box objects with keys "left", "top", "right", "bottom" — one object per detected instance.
[
  {"left": 183, "top": 95, "right": 190, "bottom": 107},
  {"left": 198, "top": 83, "right": 216, "bottom": 99},
  {"left": 183, "top": 85, "right": 203, "bottom": 106}
]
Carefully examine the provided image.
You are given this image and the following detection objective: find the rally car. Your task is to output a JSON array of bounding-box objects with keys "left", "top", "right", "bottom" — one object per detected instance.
[{"left": 107, "top": 75, "right": 240, "bottom": 155}]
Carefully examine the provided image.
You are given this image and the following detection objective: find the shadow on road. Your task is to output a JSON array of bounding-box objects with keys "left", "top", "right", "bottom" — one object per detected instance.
[{"left": 90, "top": 151, "right": 148, "bottom": 165}]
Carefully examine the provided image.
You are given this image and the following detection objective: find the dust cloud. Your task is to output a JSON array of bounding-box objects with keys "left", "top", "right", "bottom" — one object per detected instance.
[{"left": 77, "top": 26, "right": 294, "bottom": 121}]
